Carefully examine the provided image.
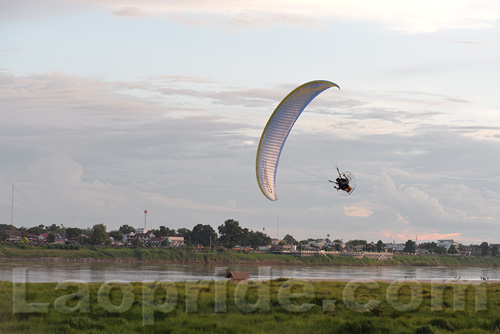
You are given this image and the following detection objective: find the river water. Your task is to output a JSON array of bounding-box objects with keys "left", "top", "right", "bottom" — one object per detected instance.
[{"left": 1, "top": 261, "right": 499, "bottom": 283}]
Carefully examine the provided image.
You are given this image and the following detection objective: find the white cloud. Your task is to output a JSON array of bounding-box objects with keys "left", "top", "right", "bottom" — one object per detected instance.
[
  {"left": 86, "top": 0, "right": 499, "bottom": 32},
  {"left": 344, "top": 205, "right": 373, "bottom": 217},
  {"left": 3, "top": 0, "right": 497, "bottom": 32}
]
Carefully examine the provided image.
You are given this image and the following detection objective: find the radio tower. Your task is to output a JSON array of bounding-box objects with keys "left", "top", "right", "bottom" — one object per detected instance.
[{"left": 11, "top": 183, "right": 14, "bottom": 226}]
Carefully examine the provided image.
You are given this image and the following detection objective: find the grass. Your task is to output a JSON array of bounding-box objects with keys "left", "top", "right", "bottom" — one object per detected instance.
[
  {"left": 1, "top": 244, "right": 500, "bottom": 267},
  {"left": 1, "top": 280, "right": 500, "bottom": 333}
]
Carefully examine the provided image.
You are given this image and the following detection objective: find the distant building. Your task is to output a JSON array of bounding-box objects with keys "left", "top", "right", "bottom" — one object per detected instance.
[
  {"left": 306, "top": 239, "right": 325, "bottom": 250},
  {"left": 167, "top": 236, "right": 185, "bottom": 246},
  {"left": 150, "top": 237, "right": 169, "bottom": 246},
  {"left": 270, "top": 244, "right": 292, "bottom": 253},
  {"left": 271, "top": 238, "right": 282, "bottom": 245},
  {"left": 324, "top": 241, "right": 343, "bottom": 250},
  {"left": 437, "top": 239, "right": 459, "bottom": 250},
  {"left": 416, "top": 248, "right": 430, "bottom": 255},
  {"left": 37, "top": 233, "right": 65, "bottom": 244},
  {"left": 124, "top": 230, "right": 155, "bottom": 244},
  {"left": 3, "top": 230, "right": 22, "bottom": 242},
  {"left": 67, "top": 237, "right": 80, "bottom": 244},
  {"left": 26, "top": 233, "right": 38, "bottom": 242},
  {"left": 385, "top": 242, "right": 405, "bottom": 252}
]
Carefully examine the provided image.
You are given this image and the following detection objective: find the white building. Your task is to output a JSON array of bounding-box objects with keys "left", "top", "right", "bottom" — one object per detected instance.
[
  {"left": 437, "top": 239, "right": 459, "bottom": 250},
  {"left": 124, "top": 229, "right": 155, "bottom": 244},
  {"left": 385, "top": 242, "right": 405, "bottom": 251}
]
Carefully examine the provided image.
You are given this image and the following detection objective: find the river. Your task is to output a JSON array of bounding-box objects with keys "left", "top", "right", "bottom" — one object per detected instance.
[{"left": 1, "top": 261, "right": 499, "bottom": 283}]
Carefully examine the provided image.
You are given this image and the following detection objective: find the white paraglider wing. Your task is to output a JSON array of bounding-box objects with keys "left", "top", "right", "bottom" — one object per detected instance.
[{"left": 256, "top": 80, "right": 340, "bottom": 201}]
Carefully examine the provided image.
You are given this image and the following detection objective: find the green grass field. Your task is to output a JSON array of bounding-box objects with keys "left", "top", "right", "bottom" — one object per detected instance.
[{"left": 1, "top": 280, "right": 500, "bottom": 333}]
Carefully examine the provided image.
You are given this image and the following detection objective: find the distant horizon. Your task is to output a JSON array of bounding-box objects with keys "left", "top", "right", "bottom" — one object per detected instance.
[{"left": 2, "top": 219, "right": 489, "bottom": 246}]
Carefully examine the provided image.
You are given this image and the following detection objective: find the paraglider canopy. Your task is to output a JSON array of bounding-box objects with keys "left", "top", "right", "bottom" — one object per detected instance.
[{"left": 256, "top": 80, "right": 349, "bottom": 201}]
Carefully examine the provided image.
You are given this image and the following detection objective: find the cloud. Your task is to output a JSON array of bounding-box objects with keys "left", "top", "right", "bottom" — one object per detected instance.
[
  {"left": 397, "top": 214, "right": 410, "bottom": 225},
  {"left": 142, "top": 75, "right": 217, "bottom": 84},
  {"left": 4, "top": 0, "right": 498, "bottom": 32},
  {"left": 344, "top": 205, "right": 373, "bottom": 217},
  {"left": 100, "top": 1, "right": 499, "bottom": 32},
  {"left": 0, "top": 0, "right": 92, "bottom": 20},
  {"left": 418, "top": 232, "right": 461, "bottom": 240},
  {"left": 110, "top": 6, "right": 149, "bottom": 18},
  {"left": 3, "top": 153, "right": 254, "bottom": 228},
  {"left": 2, "top": 71, "right": 500, "bottom": 243},
  {"left": 0, "top": 71, "right": 266, "bottom": 229}
]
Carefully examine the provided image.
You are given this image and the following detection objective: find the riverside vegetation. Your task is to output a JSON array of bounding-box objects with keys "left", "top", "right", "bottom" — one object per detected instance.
[
  {"left": 1, "top": 280, "right": 500, "bottom": 334},
  {"left": 1, "top": 243, "right": 500, "bottom": 267}
]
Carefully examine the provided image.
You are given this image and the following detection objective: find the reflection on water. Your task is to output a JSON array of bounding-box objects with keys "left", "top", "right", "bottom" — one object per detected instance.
[{"left": 0, "top": 261, "right": 498, "bottom": 283}]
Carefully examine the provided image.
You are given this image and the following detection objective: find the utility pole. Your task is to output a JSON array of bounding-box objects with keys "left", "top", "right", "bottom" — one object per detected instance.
[
  {"left": 11, "top": 183, "right": 14, "bottom": 226},
  {"left": 276, "top": 212, "right": 279, "bottom": 240}
]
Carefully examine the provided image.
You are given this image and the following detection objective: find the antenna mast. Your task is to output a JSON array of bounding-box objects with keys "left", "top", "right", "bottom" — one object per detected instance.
[
  {"left": 276, "top": 211, "right": 279, "bottom": 239},
  {"left": 11, "top": 183, "right": 14, "bottom": 226}
]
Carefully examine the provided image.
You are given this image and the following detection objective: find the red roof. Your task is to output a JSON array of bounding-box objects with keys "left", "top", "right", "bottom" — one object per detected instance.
[{"left": 4, "top": 230, "right": 22, "bottom": 237}]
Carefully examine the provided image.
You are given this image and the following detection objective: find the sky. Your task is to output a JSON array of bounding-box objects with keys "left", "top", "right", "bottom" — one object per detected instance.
[{"left": 1, "top": 0, "right": 500, "bottom": 244}]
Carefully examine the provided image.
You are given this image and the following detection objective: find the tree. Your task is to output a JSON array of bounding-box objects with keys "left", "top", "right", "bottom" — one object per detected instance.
[
  {"left": 108, "top": 230, "right": 123, "bottom": 242},
  {"left": 177, "top": 228, "right": 192, "bottom": 245},
  {"left": 155, "top": 226, "right": 176, "bottom": 237},
  {"left": 419, "top": 242, "right": 437, "bottom": 254},
  {"left": 190, "top": 224, "right": 217, "bottom": 247},
  {"left": 447, "top": 244, "right": 458, "bottom": 255},
  {"left": 130, "top": 238, "right": 141, "bottom": 248},
  {"left": 365, "top": 242, "right": 376, "bottom": 252},
  {"left": 435, "top": 246, "right": 447, "bottom": 255},
  {"left": 492, "top": 245, "right": 499, "bottom": 257},
  {"left": 0, "top": 224, "right": 16, "bottom": 234},
  {"left": 46, "top": 232, "right": 56, "bottom": 244},
  {"left": 376, "top": 240, "right": 385, "bottom": 253},
  {"left": 283, "top": 234, "right": 297, "bottom": 245},
  {"left": 47, "top": 223, "right": 59, "bottom": 232},
  {"left": 218, "top": 219, "right": 244, "bottom": 249},
  {"left": 347, "top": 240, "right": 367, "bottom": 247},
  {"left": 119, "top": 225, "right": 135, "bottom": 235},
  {"left": 89, "top": 224, "right": 108, "bottom": 245},
  {"left": 27, "top": 225, "right": 45, "bottom": 236},
  {"left": 246, "top": 231, "right": 271, "bottom": 248},
  {"left": 403, "top": 240, "right": 416, "bottom": 254},
  {"left": 480, "top": 242, "right": 491, "bottom": 257},
  {"left": 240, "top": 228, "right": 251, "bottom": 246},
  {"left": 161, "top": 239, "right": 170, "bottom": 247},
  {"left": 65, "top": 227, "right": 82, "bottom": 239}
]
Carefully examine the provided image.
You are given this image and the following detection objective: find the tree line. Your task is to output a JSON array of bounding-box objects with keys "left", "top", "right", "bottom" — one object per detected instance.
[
  {"left": 1, "top": 222, "right": 499, "bottom": 256},
  {"left": 0, "top": 219, "right": 272, "bottom": 249}
]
